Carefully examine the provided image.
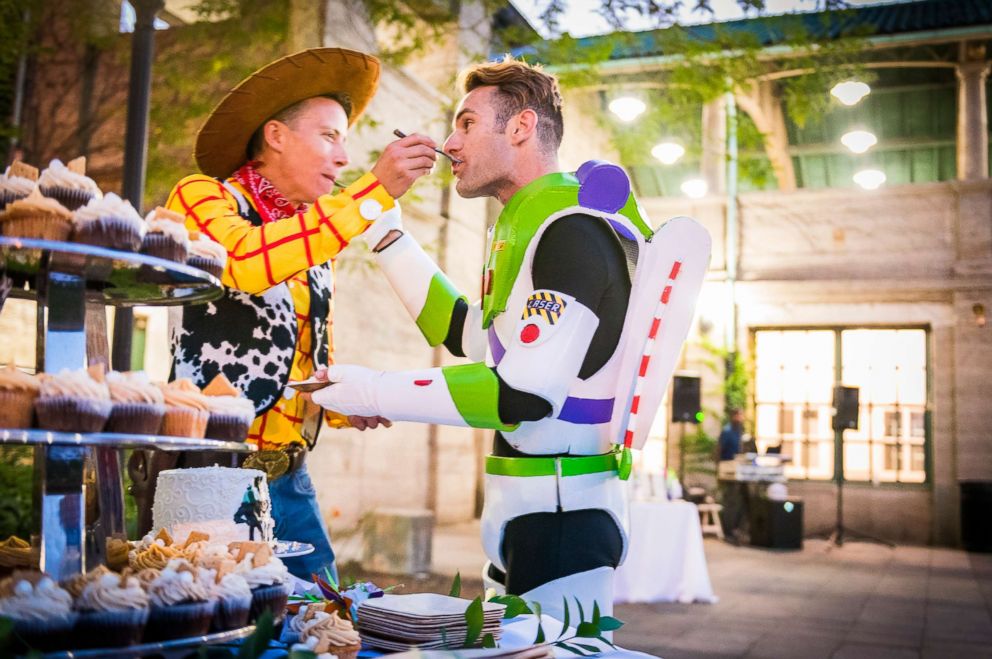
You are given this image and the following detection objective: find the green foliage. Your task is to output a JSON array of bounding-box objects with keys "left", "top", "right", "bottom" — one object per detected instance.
[
  {"left": 489, "top": 594, "right": 533, "bottom": 619},
  {"left": 463, "top": 596, "right": 485, "bottom": 647},
  {"left": 0, "top": 447, "right": 34, "bottom": 540},
  {"left": 449, "top": 570, "right": 462, "bottom": 597}
]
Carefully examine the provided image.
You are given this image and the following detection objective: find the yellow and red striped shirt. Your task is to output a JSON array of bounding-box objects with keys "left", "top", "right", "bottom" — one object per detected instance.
[{"left": 165, "top": 172, "right": 393, "bottom": 448}]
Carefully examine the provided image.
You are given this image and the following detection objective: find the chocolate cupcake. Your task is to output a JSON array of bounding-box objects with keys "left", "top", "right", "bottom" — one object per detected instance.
[
  {"left": 204, "top": 565, "right": 252, "bottom": 632},
  {"left": 72, "top": 192, "right": 144, "bottom": 252},
  {"left": 202, "top": 373, "right": 255, "bottom": 441},
  {"left": 0, "top": 571, "right": 77, "bottom": 653},
  {"left": 187, "top": 230, "right": 227, "bottom": 279},
  {"left": 73, "top": 571, "right": 150, "bottom": 649},
  {"left": 0, "top": 188, "right": 73, "bottom": 241},
  {"left": 141, "top": 206, "right": 190, "bottom": 262},
  {"left": 105, "top": 370, "right": 166, "bottom": 435},
  {"left": 37, "top": 157, "right": 101, "bottom": 211},
  {"left": 0, "top": 364, "right": 41, "bottom": 429},
  {"left": 144, "top": 558, "right": 216, "bottom": 641},
  {"left": 234, "top": 543, "right": 291, "bottom": 625},
  {"left": 34, "top": 366, "right": 112, "bottom": 433},
  {"left": 157, "top": 379, "right": 211, "bottom": 438},
  {"left": 0, "top": 161, "right": 38, "bottom": 211}
]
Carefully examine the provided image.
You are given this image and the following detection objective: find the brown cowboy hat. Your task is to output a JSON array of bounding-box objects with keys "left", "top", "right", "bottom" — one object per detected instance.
[{"left": 195, "top": 47, "right": 380, "bottom": 179}]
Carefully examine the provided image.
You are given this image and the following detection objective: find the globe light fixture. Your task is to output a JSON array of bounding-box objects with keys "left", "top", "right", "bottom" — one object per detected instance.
[
  {"left": 609, "top": 97, "right": 646, "bottom": 122},
  {"left": 681, "top": 178, "right": 708, "bottom": 198},
  {"left": 853, "top": 168, "right": 886, "bottom": 190},
  {"left": 651, "top": 141, "right": 685, "bottom": 165},
  {"left": 831, "top": 80, "right": 871, "bottom": 106},
  {"left": 841, "top": 129, "right": 878, "bottom": 154}
]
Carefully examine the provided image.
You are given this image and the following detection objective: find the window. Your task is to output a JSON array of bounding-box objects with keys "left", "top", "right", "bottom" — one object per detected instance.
[{"left": 754, "top": 328, "right": 929, "bottom": 484}]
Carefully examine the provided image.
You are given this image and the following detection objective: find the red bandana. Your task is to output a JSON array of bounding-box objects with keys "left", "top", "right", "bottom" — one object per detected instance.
[{"left": 232, "top": 161, "right": 308, "bottom": 224}]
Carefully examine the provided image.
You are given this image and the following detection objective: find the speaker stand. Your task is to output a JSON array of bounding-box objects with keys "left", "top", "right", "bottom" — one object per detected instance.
[{"left": 817, "top": 428, "right": 895, "bottom": 550}]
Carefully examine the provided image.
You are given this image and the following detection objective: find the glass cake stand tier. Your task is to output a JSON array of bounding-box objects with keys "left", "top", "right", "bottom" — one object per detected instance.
[
  {"left": 0, "top": 431, "right": 257, "bottom": 583},
  {"left": 0, "top": 236, "right": 222, "bottom": 306},
  {"left": 40, "top": 625, "right": 256, "bottom": 658}
]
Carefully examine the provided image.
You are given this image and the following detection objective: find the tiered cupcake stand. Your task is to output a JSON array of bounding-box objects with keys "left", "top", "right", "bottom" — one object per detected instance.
[{"left": 0, "top": 236, "right": 259, "bottom": 656}]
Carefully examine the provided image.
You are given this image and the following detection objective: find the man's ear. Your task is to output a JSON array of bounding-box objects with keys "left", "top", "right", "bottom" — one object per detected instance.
[
  {"left": 262, "top": 120, "right": 286, "bottom": 155},
  {"left": 509, "top": 108, "right": 538, "bottom": 146}
]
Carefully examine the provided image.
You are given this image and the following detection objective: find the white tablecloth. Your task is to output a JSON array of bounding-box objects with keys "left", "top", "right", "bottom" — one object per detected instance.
[{"left": 614, "top": 499, "right": 717, "bottom": 604}]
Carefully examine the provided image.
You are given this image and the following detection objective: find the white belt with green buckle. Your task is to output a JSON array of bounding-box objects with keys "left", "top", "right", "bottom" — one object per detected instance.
[{"left": 485, "top": 451, "right": 619, "bottom": 478}]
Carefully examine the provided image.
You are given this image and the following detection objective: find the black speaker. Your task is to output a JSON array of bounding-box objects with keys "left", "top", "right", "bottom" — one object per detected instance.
[
  {"left": 832, "top": 385, "right": 860, "bottom": 431},
  {"left": 749, "top": 498, "right": 804, "bottom": 549},
  {"left": 671, "top": 375, "right": 701, "bottom": 423}
]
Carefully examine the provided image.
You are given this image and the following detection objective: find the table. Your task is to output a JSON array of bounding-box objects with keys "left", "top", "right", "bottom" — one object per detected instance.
[{"left": 614, "top": 500, "right": 717, "bottom": 604}]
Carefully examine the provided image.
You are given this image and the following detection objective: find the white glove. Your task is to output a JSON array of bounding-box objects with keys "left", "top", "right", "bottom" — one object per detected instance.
[
  {"left": 357, "top": 200, "right": 403, "bottom": 250},
  {"left": 310, "top": 364, "right": 384, "bottom": 417}
]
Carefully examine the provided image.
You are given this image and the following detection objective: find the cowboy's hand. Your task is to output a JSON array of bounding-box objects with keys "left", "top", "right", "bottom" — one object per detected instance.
[
  {"left": 310, "top": 365, "right": 384, "bottom": 417},
  {"left": 348, "top": 415, "right": 393, "bottom": 431},
  {"left": 371, "top": 133, "right": 437, "bottom": 198},
  {"left": 357, "top": 200, "right": 403, "bottom": 251}
]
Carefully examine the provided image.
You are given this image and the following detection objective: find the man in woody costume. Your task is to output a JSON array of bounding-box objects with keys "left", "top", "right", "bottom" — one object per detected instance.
[
  {"left": 309, "top": 58, "right": 709, "bottom": 618},
  {"left": 129, "top": 47, "right": 437, "bottom": 579}
]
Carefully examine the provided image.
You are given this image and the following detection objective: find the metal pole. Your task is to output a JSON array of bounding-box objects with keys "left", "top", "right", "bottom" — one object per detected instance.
[{"left": 113, "top": 0, "right": 163, "bottom": 371}]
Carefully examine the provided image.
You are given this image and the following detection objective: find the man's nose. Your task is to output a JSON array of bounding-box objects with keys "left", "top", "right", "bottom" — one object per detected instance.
[
  {"left": 442, "top": 133, "right": 459, "bottom": 155},
  {"left": 334, "top": 145, "right": 349, "bottom": 168}
]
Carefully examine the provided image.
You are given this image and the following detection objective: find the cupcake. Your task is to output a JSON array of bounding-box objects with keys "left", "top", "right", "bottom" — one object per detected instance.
[
  {"left": 0, "top": 571, "right": 76, "bottom": 652},
  {"left": 0, "top": 188, "right": 73, "bottom": 241},
  {"left": 0, "top": 161, "right": 38, "bottom": 211},
  {"left": 202, "top": 373, "right": 255, "bottom": 441},
  {"left": 128, "top": 536, "right": 182, "bottom": 571},
  {"left": 158, "top": 379, "right": 211, "bottom": 438},
  {"left": 297, "top": 605, "right": 362, "bottom": 659},
  {"left": 141, "top": 206, "right": 190, "bottom": 262},
  {"left": 106, "top": 537, "right": 132, "bottom": 572},
  {"left": 34, "top": 367, "right": 112, "bottom": 433},
  {"left": 187, "top": 230, "right": 227, "bottom": 278},
  {"left": 144, "top": 558, "right": 215, "bottom": 641},
  {"left": 73, "top": 571, "right": 150, "bottom": 648},
  {"left": 72, "top": 192, "right": 144, "bottom": 252},
  {"left": 233, "top": 542, "right": 291, "bottom": 624},
  {"left": 61, "top": 565, "right": 113, "bottom": 600},
  {"left": 37, "top": 157, "right": 101, "bottom": 211},
  {"left": 205, "top": 563, "right": 252, "bottom": 632},
  {"left": 0, "top": 364, "right": 41, "bottom": 429},
  {"left": 105, "top": 370, "right": 166, "bottom": 435},
  {"left": 0, "top": 536, "right": 38, "bottom": 573}
]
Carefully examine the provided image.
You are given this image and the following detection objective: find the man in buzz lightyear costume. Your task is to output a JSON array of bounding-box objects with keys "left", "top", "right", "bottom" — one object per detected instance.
[{"left": 311, "top": 58, "right": 710, "bottom": 619}]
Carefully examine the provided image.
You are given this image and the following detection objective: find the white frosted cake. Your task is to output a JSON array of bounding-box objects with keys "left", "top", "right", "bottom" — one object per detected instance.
[{"left": 152, "top": 466, "right": 275, "bottom": 545}]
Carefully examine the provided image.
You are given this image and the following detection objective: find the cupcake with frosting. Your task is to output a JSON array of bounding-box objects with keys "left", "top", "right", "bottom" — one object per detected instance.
[
  {"left": 0, "top": 188, "right": 73, "bottom": 241},
  {"left": 202, "top": 373, "right": 256, "bottom": 441},
  {"left": 144, "top": 558, "right": 216, "bottom": 641},
  {"left": 158, "top": 378, "right": 211, "bottom": 438},
  {"left": 105, "top": 370, "right": 166, "bottom": 435},
  {"left": 233, "top": 542, "right": 291, "bottom": 624},
  {"left": 0, "top": 161, "right": 38, "bottom": 210},
  {"left": 128, "top": 531, "right": 183, "bottom": 571},
  {"left": 37, "top": 157, "right": 101, "bottom": 211},
  {"left": 141, "top": 206, "right": 190, "bottom": 263},
  {"left": 297, "top": 605, "right": 363, "bottom": 659},
  {"left": 187, "top": 230, "right": 227, "bottom": 279},
  {"left": 72, "top": 192, "right": 144, "bottom": 252},
  {"left": 61, "top": 565, "right": 113, "bottom": 600},
  {"left": 203, "top": 563, "right": 253, "bottom": 631},
  {"left": 0, "top": 364, "right": 41, "bottom": 429},
  {"left": 34, "top": 366, "right": 112, "bottom": 432},
  {"left": 73, "top": 571, "right": 150, "bottom": 648},
  {"left": 0, "top": 571, "right": 76, "bottom": 652}
]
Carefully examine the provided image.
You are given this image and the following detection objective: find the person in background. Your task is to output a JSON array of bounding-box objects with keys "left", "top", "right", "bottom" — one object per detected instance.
[{"left": 718, "top": 407, "right": 745, "bottom": 461}]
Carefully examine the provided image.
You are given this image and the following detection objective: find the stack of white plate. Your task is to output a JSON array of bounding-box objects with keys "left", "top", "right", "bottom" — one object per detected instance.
[{"left": 357, "top": 593, "right": 506, "bottom": 651}]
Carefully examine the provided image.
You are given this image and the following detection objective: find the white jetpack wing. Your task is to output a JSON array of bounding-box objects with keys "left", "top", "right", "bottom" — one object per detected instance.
[{"left": 609, "top": 216, "right": 711, "bottom": 459}]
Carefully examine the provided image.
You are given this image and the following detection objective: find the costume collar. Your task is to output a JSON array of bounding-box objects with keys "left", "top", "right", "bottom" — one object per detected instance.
[{"left": 232, "top": 161, "right": 308, "bottom": 224}]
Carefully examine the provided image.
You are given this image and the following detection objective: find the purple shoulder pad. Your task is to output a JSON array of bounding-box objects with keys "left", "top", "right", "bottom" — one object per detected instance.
[{"left": 576, "top": 160, "right": 630, "bottom": 213}]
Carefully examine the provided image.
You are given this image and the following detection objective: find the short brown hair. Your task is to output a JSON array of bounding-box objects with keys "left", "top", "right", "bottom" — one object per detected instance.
[
  {"left": 247, "top": 93, "right": 352, "bottom": 160},
  {"left": 459, "top": 57, "right": 563, "bottom": 153}
]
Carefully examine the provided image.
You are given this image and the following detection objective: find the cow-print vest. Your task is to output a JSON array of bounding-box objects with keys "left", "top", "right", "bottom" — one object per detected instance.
[{"left": 171, "top": 184, "right": 332, "bottom": 416}]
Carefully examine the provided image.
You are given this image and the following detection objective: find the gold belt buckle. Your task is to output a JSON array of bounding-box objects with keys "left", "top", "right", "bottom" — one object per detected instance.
[{"left": 243, "top": 449, "right": 291, "bottom": 482}]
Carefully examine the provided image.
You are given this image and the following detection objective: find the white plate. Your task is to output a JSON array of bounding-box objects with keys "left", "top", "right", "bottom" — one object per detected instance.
[
  {"left": 359, "top": 593, "right": 506, "bottom": 618},
  {"left": 274, "top": 540, "right": 315, "bottom": 558}
]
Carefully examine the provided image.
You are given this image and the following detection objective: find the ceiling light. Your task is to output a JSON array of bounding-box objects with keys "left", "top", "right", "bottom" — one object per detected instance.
[
  {"left": 681, "top": 178, "right": 708, "bottom": 198},
  {"left": 853, "top": 169, "right": 886, "bottom": 190},
  {"left": 831, "top": 81, "right": 871, "bottom": 106},
  {"left": 841, "top": 130, "right": 877, "bottom": 154},
  {"left": 651, "top": 141, "right": 685, "bottom": 165},
  {"left": 609, "top": 97, "right": 646, "bottom": 122}
]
